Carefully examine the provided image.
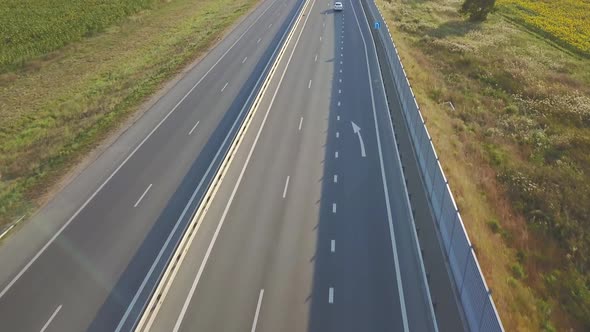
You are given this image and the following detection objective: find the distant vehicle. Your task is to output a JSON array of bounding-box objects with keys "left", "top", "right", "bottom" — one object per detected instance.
[{"left": 334, "top": 2, "right": 343, "bottom": 11}]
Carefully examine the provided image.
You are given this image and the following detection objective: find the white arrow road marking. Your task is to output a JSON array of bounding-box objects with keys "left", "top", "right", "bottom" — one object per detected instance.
[{"left": 351, "top": 121, "right": 366, "bottom": 157}]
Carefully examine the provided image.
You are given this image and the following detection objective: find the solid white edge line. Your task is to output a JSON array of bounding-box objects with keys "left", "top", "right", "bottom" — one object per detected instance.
[
  {"left": 134, "top": 184, "right": 153, "bottom": 208},
  {"left": 328, "top": 287, "right": 334, "bottom": 303},
  {"left": 0, "top": 0, "right": 281, "bottom": 302},
  {"left": 39, "top": 305, "right": 62, "bottom": 332},
  {"left": 350, "top": 0, "right": 409, "bottom": 330},
  {"left": 188, "top": 121, "right": 200, "bottom": 135},
  {"left": 250, "top": 289, "right": 265, "bottom": 332},
  {"left": 282, "top": 176, "right": 290, "bottom": 198},
  {"left": 171, "top": 0, "right": 315, "bottom": 330}
]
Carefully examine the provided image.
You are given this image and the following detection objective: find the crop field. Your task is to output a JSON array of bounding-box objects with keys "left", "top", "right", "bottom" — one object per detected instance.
[
  {"left": 497, "top": 0, "right": 590, "bottom": 54},
  {"left": 0, "top": 0, "right": 155, "bottom": 72}
]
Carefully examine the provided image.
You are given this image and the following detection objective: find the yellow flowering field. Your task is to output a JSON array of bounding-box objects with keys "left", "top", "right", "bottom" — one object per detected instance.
[{"left": 498, "top": 0, "right": 590, "bottom": 54}]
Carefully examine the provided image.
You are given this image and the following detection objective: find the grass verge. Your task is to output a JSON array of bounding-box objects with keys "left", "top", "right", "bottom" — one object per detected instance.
[
  {"left": 0, "top": 0, "right": 258, "bottom": 228},
  {"left": 375, "top": 0, "right": 590, "bottom": 330}
]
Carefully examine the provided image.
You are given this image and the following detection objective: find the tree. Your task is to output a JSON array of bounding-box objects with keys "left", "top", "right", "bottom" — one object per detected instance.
[{"left": 460, "top": 0, "right": 496, "bottom": 21}]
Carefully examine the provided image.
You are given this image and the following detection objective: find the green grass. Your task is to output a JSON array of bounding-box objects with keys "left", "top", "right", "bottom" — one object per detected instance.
[
  {"left": 376, "top": 0, "right": 590, "bottom": 330},
  {"left": 0, "top": 0, "right": 258, "bottom": 227}
]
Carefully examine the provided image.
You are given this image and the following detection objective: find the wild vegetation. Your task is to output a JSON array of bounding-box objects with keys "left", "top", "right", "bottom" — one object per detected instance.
[
  {"left": 376, "top": 0, "right": 590, "bottom": 330},
  {"left": 0, "top": 0, "right": 257, "bottom": 230}
]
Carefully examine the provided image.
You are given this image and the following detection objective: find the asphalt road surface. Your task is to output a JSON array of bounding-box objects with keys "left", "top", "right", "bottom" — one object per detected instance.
[
  {"left": 141, "top": 0, "right": 437, "bottom": 331},
  {"left": 0, "top": 0, "right": 305, "bottom": 330}
]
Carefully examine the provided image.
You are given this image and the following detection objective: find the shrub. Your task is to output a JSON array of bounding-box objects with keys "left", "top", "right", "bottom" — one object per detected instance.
[
  {"left": 511, "top": 262, "right": 526, "bottom": 279},
  {"left": 487, "top": 218, "right": 502, "bottom": 234},
  {"left": 460, "top": 0, "right": 497, "bottom": 21}
]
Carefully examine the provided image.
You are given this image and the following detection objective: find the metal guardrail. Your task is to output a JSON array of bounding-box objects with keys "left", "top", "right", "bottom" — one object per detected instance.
[{"left": 360, "top": 0, "right": 505, "bottom": 331}]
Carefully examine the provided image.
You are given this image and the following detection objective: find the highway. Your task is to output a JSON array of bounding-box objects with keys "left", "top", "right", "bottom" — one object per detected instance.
[
  {"left": 139, "top": 0, "right": 436, "bottom": 331},
  {"left": 0, "top": 0, "right": 445, "bottom": 330},
  {"left": 0, "top": 0, "right": 305, "bottom": 330}
]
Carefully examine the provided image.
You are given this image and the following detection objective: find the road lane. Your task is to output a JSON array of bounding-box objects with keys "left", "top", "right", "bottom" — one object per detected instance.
[{"left": 0, "top": 0, "right": 304, "bottom": 331}]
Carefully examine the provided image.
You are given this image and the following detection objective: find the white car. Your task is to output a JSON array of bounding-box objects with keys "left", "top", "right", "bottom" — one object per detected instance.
[{"left": 334, "top": 1, "right": 343, "bottom": 11}]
